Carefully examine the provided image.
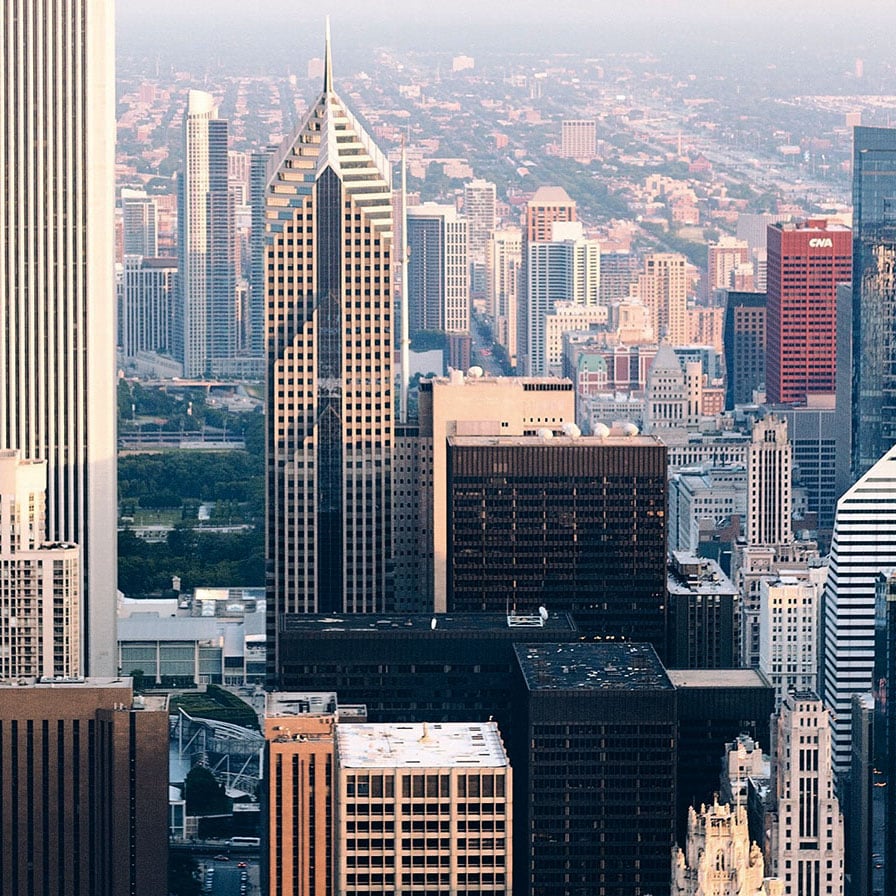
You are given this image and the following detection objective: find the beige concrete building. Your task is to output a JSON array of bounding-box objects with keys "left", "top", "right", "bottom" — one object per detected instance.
[
  {"left": 394, "top": 374, "right": 576, "bottom": 613},
  {"left": 543, "top": 301, "right": 608, "bottom": 376},
  {"left": 637, "top": 253, "right": 689, "bottom": 346},
  {"left": 335, "top": 722, "right": 512, "bottom": 895},
  {"left": 766, "top": 693, "right": 844, "bottom": 896},
  {"left": 747, "top": 416, "right": 792, "bottom": 547},
  {"left": 643, "top": 343, "right": 702, "bottom": 433},
  {"left": 560, "top": 119, "right": 597, "bottom": 162},
  {"left": 672, "top": 797, "right": 782, "bottom": 896},
  {"left": 0, "top": 451, "right": 80, "bottom": 680}
]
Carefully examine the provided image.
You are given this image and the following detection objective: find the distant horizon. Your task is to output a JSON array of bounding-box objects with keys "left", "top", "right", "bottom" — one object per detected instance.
[{"left": 117, "top": 1, "right": 896, "bottom": 76}]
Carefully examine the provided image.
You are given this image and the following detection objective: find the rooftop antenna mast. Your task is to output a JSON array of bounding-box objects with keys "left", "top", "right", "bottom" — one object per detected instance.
[
  {"left": 400, "top": 135, "right": 411, "bottom": 423},
  {"left": 323, "top": 16, "right": 333, "bottom": 93}
]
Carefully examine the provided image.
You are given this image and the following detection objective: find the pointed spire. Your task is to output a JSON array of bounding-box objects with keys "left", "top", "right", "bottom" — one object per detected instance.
[{"left": 323, "top": 16, "right": 333, "bottom": 93}]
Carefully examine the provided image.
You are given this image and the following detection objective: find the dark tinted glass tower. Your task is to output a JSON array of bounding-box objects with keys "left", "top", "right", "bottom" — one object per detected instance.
[
  {"left": 852, "top": 127, "right": 896, "bottom": 476},
  {"left": 447, "top": 435, "right": 668, "bottom": 657},
  {"left": 722, "top": 291, "right": 766, "bottom": 408}
]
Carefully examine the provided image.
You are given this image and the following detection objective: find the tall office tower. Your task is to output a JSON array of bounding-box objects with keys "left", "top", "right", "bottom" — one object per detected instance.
[
  {"left": 249, "top": 146, "right": 275, "bottom": 360},
  {"left": 463, "top": 178, "right": 496, "bottom": 298},
  {"left": 873, "top": 571, "right": 896, "bottom": 896},
  {"left": 447, "top": 433, "right": 668, "bottom": 651},
  {"left": 406, "top": 203, "right": 469, "bottom": 334},
  {"left": 598, "top": 250, "right": 637, "bottom": 303},
  {"left": 851, "top": 127, "right": 896, "bottom": 476},
  {"left": 336, "top": 722, "right": 513, "bottom": 895},
  {"left": 263, "top": 695, "right": 337, "bottom": 896},
  {"left": 766, "top": 693, "right": 844, "bottom": 896},
  {"left": 746, "top": 415, "right": 792, "bottom": 547},
  {"left": 395, "top": 374, "right": 576, "bottom": 613},
  {"left": 0, "top": 451, "right": 80, "bottom": 679},
  {"left": 118, "top": 256, "right": 178, "bottom": 360},
  {"left": 518, "top": 187, "right": 576, "bottom": 373},
  {"left": 707, "top": 236, "right": 750, "bottom": 295},
  {"left": 765, "top": 220, "right": 851, "bottom": 405},
  {"left": 120, "top": 188, "right": 159, "bottom": 258},
  {"left": 560, "top": 119, "right": 597, "bottom": 162},
  {"left": 265, "top": 29, "right": 393, "bottom": 675},
  {"left": 0, "top": 678, "right": 169, "bottom": 896},
  {"left": 0, "top": 0, "right": 116, "bottom": 676},
  {"left": 521, "top": 221, "right": 599, "bottom": 376},
  {"left": 759, "top": 568, "right": 824, "bottom": 706},
  {"left": 485, "top": 227, "right": 521, "bottom": 367},
  {"left": 821, "top": 444, "right": 896, "bottom": 771},
  {"left": 672, "top": 799, "right": 779, "bottom": 896},
  {"left": 515, "top": 642, "right": 676, "bottom": 896},
  {"left": 723, "top": 291, "right": 766, "bottom": 408},
  {"left": 177, "top": 89, "right": 236, "bottom": 377},
  {"left": 638, "top": 253, "right": 689, "bottom": 346}
]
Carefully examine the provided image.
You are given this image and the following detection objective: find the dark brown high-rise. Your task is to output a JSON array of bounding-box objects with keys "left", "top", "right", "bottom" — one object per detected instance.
[{"left": 0, "top": 679, "right": 169, "bottom": 896}]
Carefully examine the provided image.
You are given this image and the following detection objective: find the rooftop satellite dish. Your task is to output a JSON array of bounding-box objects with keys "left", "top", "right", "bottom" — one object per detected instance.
[
  {"left": 538, "top": 605, "right": 549, "bottom": 621},
  {"left": 431, "top": 618, "right": 437, "bottom": 630}
]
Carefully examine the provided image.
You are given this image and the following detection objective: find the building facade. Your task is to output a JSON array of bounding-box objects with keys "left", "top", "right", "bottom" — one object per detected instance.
[
  {"left": 407, "top": 204, "right": 469, "bottom": 334},
  {"left": 638, "top": 253, "right": 688, "bottom": 347},
  {"left": 178, "top": 90, "right": 236, "bottom": 376},
  {"left": 0, "top": 452, "right": 80, "bottom": 680},
  {"left": 486, "top": 228, "right": 522, "bottom": 368},
  {"left": 463, "top": 178, "right": 496, "bottom": 298},
  {"left": 119, "top": 255, "right": 178, "bottom": 360},
  {"left": 765, "top": 220, "right": 851, "bottom": 405},
  {"left": 446, "top": 434, "right": 668, "bottom": 652},
  {"left": 265, "top": 32, "right": 394, "bottom": 675},
  {"left": 723, "top": 291, "right": 767, "bottom": 408},
  {"left": 822, "top": 444, "right": 896, "bottom": 771},
  {"left": 120, "top": 188, "right": 159, "bottom": 258},
  {"left": 0, "top": 678, "right": 169, "bottom": 896},
  {"left": 0, "top": 0, "right": 117, "bottom": 675},
  {"left": 560, "top": 119, "right": 597, "bottom": 162},
  {"left": 747, "top": 416, "right": 792, "bottom": 547},
  {"left": 851, "top": 127, "right": 896, "bottom": 476},
  {"left": 335, "top": 722, "right": 512, "bottom": 895},
  {"left": 515, "top": 642, "right": 676, "bottom": 896}
]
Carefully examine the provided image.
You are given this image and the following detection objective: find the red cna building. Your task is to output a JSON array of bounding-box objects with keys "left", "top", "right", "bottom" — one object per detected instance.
[{"left": 766, "top": 219, "right": 852, "bottom": 405}]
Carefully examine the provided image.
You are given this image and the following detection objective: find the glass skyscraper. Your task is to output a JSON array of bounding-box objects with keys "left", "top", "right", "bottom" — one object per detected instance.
[{"left": 852, "top": 126, "right": 896, "bottom": 475}]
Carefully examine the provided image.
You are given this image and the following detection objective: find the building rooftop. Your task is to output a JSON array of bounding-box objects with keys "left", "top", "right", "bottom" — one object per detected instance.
[
  {"left": 281, "top": 611, "right": 578, "bottom": 635},
  {"left": 666, "top": 668, "right": 771, "bottom": 689},
  {"left": 515, "top": 642, "right": 673, "bottom": 691},
  {"left": 266, "top": 691, "right": 339, "bottom": 718},
  {"left": 448, "top": 434, "right": 663, "bottom": 448},
  {"left": 667, "top": 552, "right": 739, "bottom": 597},
  {"left": 336, "top": 721, "right": 509, "bottom": 769},
  {"left": 529, "top": 186, "right": 574, "bottom": 205}
]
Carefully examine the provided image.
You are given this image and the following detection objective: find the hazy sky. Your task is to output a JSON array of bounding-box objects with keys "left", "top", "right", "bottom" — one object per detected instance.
[{"left": 117, "top": 1, "right": 896, "bottom": 73}]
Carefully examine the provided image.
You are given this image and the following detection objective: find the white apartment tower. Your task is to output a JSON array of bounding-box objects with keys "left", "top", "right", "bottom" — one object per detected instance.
[
  {"left": 747, "top": 416, "right": 792, "bottom": 547},
  {"left": 463, "top": 179, "right": 496, "bottom": 298},
  {"left": 178, "top": 89, "right": 235, "bottom": 377},
  {"left": 486, "top": 228, "right": 521, "bottom": 368},
  {"left": 0, "top": 0, "right": 117, "bottom": 675},
  {"left": 766, "top": 693, "right": 844, "bottom": 896},
  {"left": 120, "top": 188, "right": 159, "bottom": 258},
  {"left": 523, "top": 221, "right": 600, "bottom": 376},
  {"left": 821, "top": 444, "right": 896, "bottom": 770},
  {"left": 0, "top": 451, "right": 80, "bottom": 680},
  {"left": 265, "top": 26, "right": 393, "bottom": 677},
  {"left": 119, "top": 256, "right": 178, "bottom": 360},
  {"left": 406, "top": 204, "right": 469, "bottom": 334}
]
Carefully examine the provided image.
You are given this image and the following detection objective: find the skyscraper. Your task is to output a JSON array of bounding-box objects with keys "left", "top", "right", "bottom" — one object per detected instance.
[
  {"left": 120, "top": 188, "right": 159, "bottom": 258},
  {"left": 765, "top": 220, "right": 851, "bottom": 405},
  {"left": 265, "top": 25, "right": 393, "bottom": 679},
  {"left": 0, "top": 0, "right": 117, "bottom": 675},
  {"left": 560, "top": 120, "right": 597, "bottom": 162},
  {"left": 638, "top": 253, "right": 689, "bottom": 346},
  {"left": 178, "top": 89, "right": 236, "bottom": 377},
  {"left": 463, "top": 178, "right": 496, "bottom": 297},
  {"left": 722, "top": 291, "right": 767, "bottom": 408},
  {"left": 486, "top": 228, "right": 522, "bottom": 368},
  {"left": 406, "top": 203, "right": 469, "bottom": 334},
  {"left": 851, "top": 127, "right": 896, "bottom": 476},
  {"left": 821, "top": 444, "right": 896, "bottom": 771},
  {"left": 746, "top": 415, "right": 792, "bottom": 547},
  {"left": 119, "top": 256, "right": 178, "bottom": 361}
]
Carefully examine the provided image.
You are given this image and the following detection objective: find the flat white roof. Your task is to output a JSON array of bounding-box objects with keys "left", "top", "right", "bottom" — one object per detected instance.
[{"left": 336, "top": 722, "right": 509, "bottom": 769}]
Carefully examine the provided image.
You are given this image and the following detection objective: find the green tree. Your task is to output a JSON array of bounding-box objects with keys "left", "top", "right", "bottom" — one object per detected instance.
[
  {"left": 168, "top": 853, "right": 202, "bottom": 896},
  {"left": 184, "top": 765, "right": 231, "bottom": 816}
]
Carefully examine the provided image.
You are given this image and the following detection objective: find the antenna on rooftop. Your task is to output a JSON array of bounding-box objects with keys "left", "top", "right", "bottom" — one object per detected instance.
[{"left": 323, "top": 16, "right": 333, "bottom": 93}]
